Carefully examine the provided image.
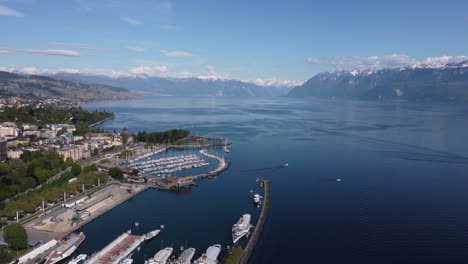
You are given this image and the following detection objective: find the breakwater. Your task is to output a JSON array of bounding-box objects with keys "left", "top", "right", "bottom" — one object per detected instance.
[
  {"left": 237, "top": 180, "right": 271, "bottom": 264},
  {"left": 199, "top": 149, "right": 230, "bottom": 177}
]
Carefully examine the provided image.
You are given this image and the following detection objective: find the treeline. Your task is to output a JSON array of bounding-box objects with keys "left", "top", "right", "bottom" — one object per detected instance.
[
  {"left": 0, "top": 105, "right": 114, "bottom": 135},
  {"left": 136, "top": 129, "right": 190, "bottom": 143},
  {"left": 0, "top": 163, "right": 109, "bottom": 217},
  {"left": 0, "top": 149, "right": 70, "bottom": 201}
]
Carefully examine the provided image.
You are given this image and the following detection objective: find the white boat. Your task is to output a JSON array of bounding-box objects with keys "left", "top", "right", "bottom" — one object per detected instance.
[
  {"left": 144, "top": 229, "right": 161, "bottom": 241},
  {"left": 45, "top": 232, "right": 86, "bottom": 264},
  {"left": 281, "top": 163, "right": 288, "bottom": 167},
  {"left": 121, "top": 258, "right": 133, "bottom": 264},
  {"left": 146, "top": 247, "right": 173, "bottom": 264},
  {"left": 194, "top": 244, "right": 221, "bottom": 264},
  {"left": 68, "top": 254, "right": 87, "bottom": 264},
  {"left": 253, "top": 194, "right": 260, "bottom": 204},
  {"left": 232, "top": 214, "right": 251, "bottom": 243},
  {"left": 175, "top": 248, "right": 196, "bottom": 264}
]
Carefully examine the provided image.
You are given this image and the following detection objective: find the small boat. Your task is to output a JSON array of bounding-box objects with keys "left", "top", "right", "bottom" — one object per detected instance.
[
  {"left": 68, "top": 254, "right": 87, "bottom": 264},
  {"left": 45, "top": 232, "right": 86, "bottom": 264},
  {"left": 145, "top": 229, "right": 161, "bottom": 241},
  {"left": 146, "top": 247, "right": 173, "bottom": 264},
  {"left": 175, "top": 248, "right": 196, "bottom": 264},
  {"left": 121, "top": 258, "right": 133, "bottom": 264},
  {"left": 232, "top": 214, "right": 252, "bottom": 244},
  {"left": 253, "top": 194, "right": 260, "bottom": 204},
  {"left": 281, "top": 163, "right": 288, "bottom": 167},
  {"left": 194, "top": 244, "right": 221, "bottom": 264}
]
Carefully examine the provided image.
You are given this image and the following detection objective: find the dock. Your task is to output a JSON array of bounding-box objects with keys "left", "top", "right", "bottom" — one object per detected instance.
[
  {"left": 86, "top": 232, "right": 145, "bottom": 264},
  {"left": 237, "top": 180, "right": 271, "bottom": 264}
]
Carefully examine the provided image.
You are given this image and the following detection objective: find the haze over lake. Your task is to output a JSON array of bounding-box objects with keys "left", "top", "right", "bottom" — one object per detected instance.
[{"left": 80, "top": 97, "right": 468, "bottom": 264}]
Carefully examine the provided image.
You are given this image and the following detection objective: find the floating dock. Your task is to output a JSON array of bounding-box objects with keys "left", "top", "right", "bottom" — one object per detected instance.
[
  {"left": 237, "top": 180, "right": 271, "bottom": 264},
  {"left": 86, "top": 232, "right": 145, "bottom": 264}
]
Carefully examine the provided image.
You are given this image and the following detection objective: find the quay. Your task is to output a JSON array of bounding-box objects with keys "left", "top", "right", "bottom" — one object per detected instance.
[
  {"left": 86, "top": 231, "right": 145, "bottom": 264},
  {"left": 237, "top": 180, "right": 271, "bottom": 264}
]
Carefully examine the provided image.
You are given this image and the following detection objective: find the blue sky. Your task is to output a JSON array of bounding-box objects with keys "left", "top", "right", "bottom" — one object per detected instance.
[{"left": 0, "top": 0, "right": 467, "bottom": 85}]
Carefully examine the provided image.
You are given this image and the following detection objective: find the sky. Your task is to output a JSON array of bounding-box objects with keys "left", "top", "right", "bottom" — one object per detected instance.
[{"left": 0, "top": 0, "right": 467, "bottom": 86}]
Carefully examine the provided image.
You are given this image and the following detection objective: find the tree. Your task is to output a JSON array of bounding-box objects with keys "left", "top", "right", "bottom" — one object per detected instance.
[
  {"left": 109, "top": 167, "right": 123, "bottom": 181},
  {"left": 121, "top": 132, "right": 129, "bottom": 145},
  {"left": 3, "top": 223, "right": 28, "bottom": 250},
  {"left": 71, "top": 164, "right": 82, "bottom": 177},
  {"left": 65, "top": 157, "right": 74, "bottom": 167},
  {"left": 83, "top": 164, "right": 97, "bottom": 174},
  {"left": 92, "top": 148, "right": 99, "bottom": 156},
  {"left": 0, "top": 245, "right": 13, "bottom": 264},
  {"left": 0, "top": 163, "right": 11, "bottom": 176},
  {"left": 132, "top": 169, "right": 139, "bottom": 176}
]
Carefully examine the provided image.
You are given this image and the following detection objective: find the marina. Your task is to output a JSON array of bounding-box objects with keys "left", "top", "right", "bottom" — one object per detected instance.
[{"left": 127, "top": 154, "right": 209, "bottom": 175}]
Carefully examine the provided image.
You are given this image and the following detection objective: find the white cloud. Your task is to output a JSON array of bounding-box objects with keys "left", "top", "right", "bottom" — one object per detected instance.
[
  {"left": 306, "top": 54, "right": 468, "bottom": 70},
  {"left": 0, "top": 48, "right": 80, "bottom": 57},
  {"left": 0, "top": 5, "right": 24, "bottom": 17},
  {"left": 160, "top": 50, "right": 194, "bottom": 57},
  {"left": 121, "top": 16, "right": 141, "bottom": 25},
  {"left": 47, "top": 42, "right": 108, "bottom": 50},
  {"left": 245, "top": 77, "right": 305, "bottom": 88},
  {"left": 127, "top": 46, "right": 145, "bottom": 52}
]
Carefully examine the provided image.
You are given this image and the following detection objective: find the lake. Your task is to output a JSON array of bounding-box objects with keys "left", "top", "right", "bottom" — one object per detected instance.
[{"left": 78, "top": 97, "right": 468, "bottom": 264}]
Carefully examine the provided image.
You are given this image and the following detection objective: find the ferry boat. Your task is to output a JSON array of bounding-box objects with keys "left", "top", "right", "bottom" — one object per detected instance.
[
  {"left": 232, "top": 214, "right": 252, "bottom": 243},
  {"left": 45, "top": 232, "right": 86, "bottom": 264},
  {"left": 146, "top": 247, "right": 173, "bottom": 264},
  {"left": 175, "top": 248, "right": 196, "bottom": 264},
  {"left": 194, "top": 244, "right": 221, "bottom": 264},
  {"left": 253, "top": 194, "right": 261, "bottom": 204},
  {"left": 68, "top": 254, "right": 87, "bottom": 264},
  {"left": 144, "top": 229, "right": 161, "bottom": 241}
]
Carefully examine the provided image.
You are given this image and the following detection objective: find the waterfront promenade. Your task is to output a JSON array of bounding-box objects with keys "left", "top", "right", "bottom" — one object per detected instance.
[{"left": 237, "top": 180, "right": 271, "bottom": 264}]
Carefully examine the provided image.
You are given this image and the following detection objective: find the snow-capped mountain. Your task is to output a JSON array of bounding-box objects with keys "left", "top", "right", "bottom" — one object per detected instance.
[{"left": 288, "top": 60, "right": 468, "bottom": 101}]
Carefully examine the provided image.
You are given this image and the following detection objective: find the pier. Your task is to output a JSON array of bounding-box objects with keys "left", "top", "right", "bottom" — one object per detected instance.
[
  {"left": 86, "top": 232, "right": 145, "bottom": 264},
  {"left": 237, "top": 180, "right": 271, "bottom": 264}
]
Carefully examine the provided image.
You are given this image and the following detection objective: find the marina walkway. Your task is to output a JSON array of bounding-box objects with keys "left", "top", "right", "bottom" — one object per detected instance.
[{"left": 237, "top": 180, "right": 271, "bottom": 264}]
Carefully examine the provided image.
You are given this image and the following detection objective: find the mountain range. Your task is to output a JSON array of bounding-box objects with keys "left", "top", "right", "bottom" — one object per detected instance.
[
  {"left": 288, "top": 60, "right": 468, "bottom": 102},
  {"left": 48, "top": 73, "right": 292, "bottom": 97},
  {"left": 0, "top": 71, "right": 136, "bottom": 101}
]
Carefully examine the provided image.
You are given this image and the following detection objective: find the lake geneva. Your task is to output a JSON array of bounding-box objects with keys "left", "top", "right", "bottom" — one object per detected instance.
[{"left": 79, "top": 97, "right": 468, "bottom": 264}]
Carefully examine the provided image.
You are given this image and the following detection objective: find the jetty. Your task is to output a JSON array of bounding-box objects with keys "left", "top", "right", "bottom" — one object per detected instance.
[
  {"left": 86, "top": 231, "right": 145, "bottom": 264},
  {"left": 237, "top": 180, "right": 271, "bottom": 264},
  {"left": 199, "top": 149, "right": 230, "bottom": 178}
]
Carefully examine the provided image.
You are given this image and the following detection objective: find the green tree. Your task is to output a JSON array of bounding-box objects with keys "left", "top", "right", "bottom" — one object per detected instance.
[
  {"left": 132, "top": 169, "right": 139, "bottom": 176},
  {"left": 3, "top": 223, "right": 28, "bottom": 250},
  {"left": 92, "top": 148, "right": 99, "bottom": 156},
  {"left": 0, "top": 245, "right": 13, "bottom": 264},
  {"left": 65, "top": 157, "right": 74, "bottom": 167},
  {"left": 18, "top": 177, "right": 35, "bottom": 192},
  {"left": 0, "top": 163, "right": 11, "bottom": 176},
  {"left": 83, "top": 164, "right": 97, "bottom": 174},
  {"left": 121, "top": 132, "right": 129, "bottom": 145},
  {"left": 109, "top": 167, "right": 123, "bottom": 181},
  {"left": 71, "top": 164, "right": 82, "bottom": 177}
]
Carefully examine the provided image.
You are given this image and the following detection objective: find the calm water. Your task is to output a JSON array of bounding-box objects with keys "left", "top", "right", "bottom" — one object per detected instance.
[{"left": 77, "top": 97, "right": 468, "bottom": 264}]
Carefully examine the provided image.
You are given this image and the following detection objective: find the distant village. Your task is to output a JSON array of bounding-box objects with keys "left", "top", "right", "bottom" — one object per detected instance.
[{"left": 0, "top": 122, "right": 134, "bottom": 162}]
